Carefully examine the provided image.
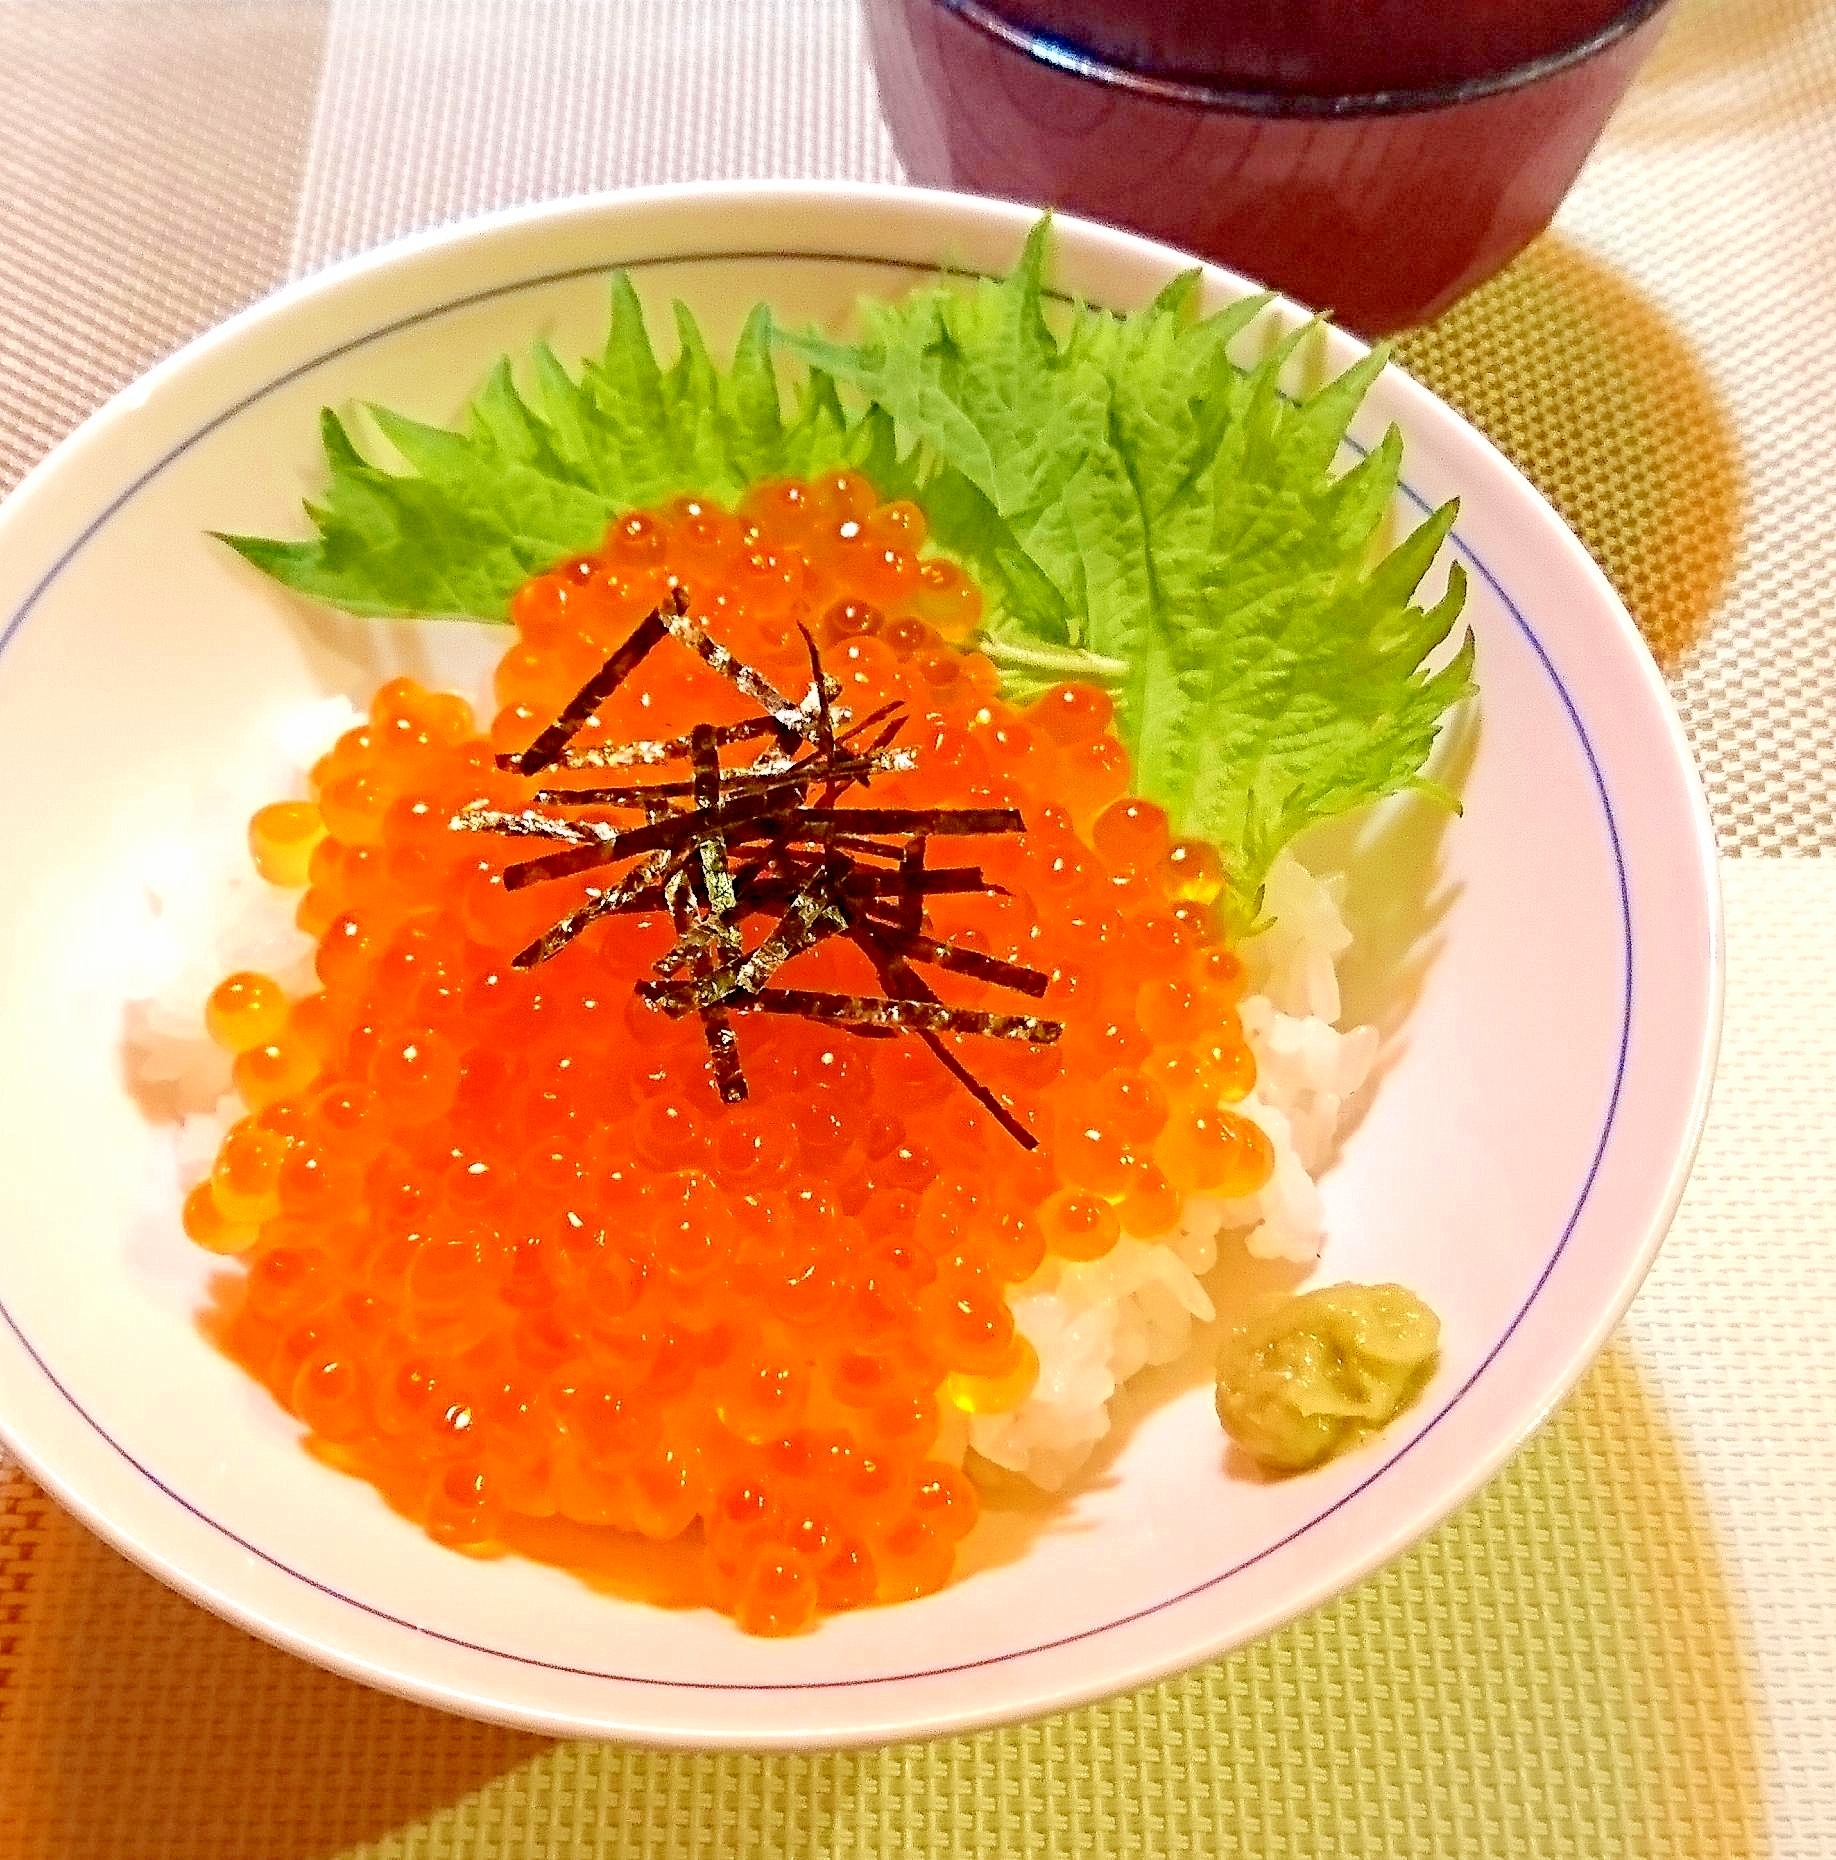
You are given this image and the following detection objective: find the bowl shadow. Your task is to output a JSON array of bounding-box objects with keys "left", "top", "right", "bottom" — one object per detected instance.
[{"left": 1394, "top": 232, "right": 1743, "bottom": 677}]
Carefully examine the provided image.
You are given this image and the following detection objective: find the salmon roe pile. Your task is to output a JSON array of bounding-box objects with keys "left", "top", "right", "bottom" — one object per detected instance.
[{"left": 188, "top": 472, "right": 1273, "bottom": 1633}]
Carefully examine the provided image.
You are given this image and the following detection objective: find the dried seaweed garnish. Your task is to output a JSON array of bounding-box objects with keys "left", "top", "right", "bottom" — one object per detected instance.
[
  {"left": 499, "top": 799, "right": 1021, "bottom": 892},
  {"left": 509, "top": 849, "right": 676, "bottom": 968},
  {"left": 557, "top": 711, "right": 788, "bottom": 772},
  {"left": 895, "top": 839, "right": 926, "bottom": 933},
  {"left": 500, "top": 835, "right": 658, "bottom": 892},
  {"left": 665, "top": 853, "right": 748, "bottom": 1104},
  {"left": 673, "top": 861, "right": 851, "bottom": 1009},
  {"left": 458, "top": 589, "right": 1063, "bottom": 1140},
  {"left": 700, "top": 1005, "right": 748, "bottom": 1102},
  {"left": 584, "top": 860, "right": 991, "bottom": 919},
  {"left": 818, "top": 715, "right": 906, "bottom": 810},
  {"left": 658, "top": 596, "right": 811, "bottom": 742},
  {"left": 858, "top": 923, "right": 1050, "bottom": 998},
  {"left": 799, "top": 623, "right": 837, "bottom": 760},
  {"left": 531, "top": 748, "right": 915, "bottom": 812},
  {"left": 687, "top": 724, "right": 741, "bottom": 959},
  {"left": 498, "top": 588, "right": 683, "bottom": 776},
  {"left": 850, "top": 921, "right": 1040, "bottom": 1149},
  {"left": 639, "top": 984, "right": 1061, "bottom": 1043},
  {"left": 612, "top": 802, "right": 1024, "bottom": 860},
  {"left": 450, "top": 805, "right": 609, "bottom": 844}
]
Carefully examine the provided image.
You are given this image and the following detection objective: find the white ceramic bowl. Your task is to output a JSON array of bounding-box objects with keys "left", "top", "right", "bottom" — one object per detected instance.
[{"left": 0, "top": 184, "right": 1719, "bottom": 1748}]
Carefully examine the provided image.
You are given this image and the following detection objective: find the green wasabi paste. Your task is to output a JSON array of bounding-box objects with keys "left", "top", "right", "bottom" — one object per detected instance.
[{"left": 1215, "top": 1283, "right": 1440, "bottom": 1473}]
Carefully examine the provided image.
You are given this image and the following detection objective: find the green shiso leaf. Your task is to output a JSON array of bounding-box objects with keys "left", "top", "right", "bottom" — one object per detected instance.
[
  {"left": 777, "top": 219, "right": 1473, "bottom": 924},
  {"left": 219, "top": 217, "right": 1473, "bottom": 920},
  {"left": 213, "top": 284, "right": 871, "bottom": 623}
]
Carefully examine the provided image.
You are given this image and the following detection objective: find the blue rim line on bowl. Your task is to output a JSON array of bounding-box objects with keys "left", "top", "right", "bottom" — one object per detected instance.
[
  {"left": 923, "top": 0, "right": 1673, "bottom": 118},
  {"left": 0, "top": 251, "right": 1632, "bottom": 1691}
]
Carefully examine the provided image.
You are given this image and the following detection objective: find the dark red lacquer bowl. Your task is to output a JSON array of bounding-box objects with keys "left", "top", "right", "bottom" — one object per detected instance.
[{"left": 863, "top": 0, "right": 1673, "bottom": 334}]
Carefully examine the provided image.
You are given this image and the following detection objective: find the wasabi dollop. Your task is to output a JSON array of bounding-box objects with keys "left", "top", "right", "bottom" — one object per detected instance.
[{"left": 1215, "top": 1283, "right": 1440, "bottom": 1472}]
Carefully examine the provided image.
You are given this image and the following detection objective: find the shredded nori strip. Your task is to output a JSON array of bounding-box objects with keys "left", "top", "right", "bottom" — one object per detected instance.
[
  {"left": 501, "top": 835, "right": 649, "bottom": 891},
  {"left": 688, "top": 723, "right": 742, "bottom": 957},
  {"left": 764, "top": 804, "right": 1025, "bottom": 838},
  {"left": 818, "top": 707, "right": 907, "bottom": 810},
  {"left": 799, "top": 623, "right": 837, "bottom": 760},
  {"left": 839, "top": 863, "right": 990, "bottom": 898},
  {"left": 658, "top": 599, "right": 808, "bottom": 742},
  {"left": 459, "top": 592, "right": 1065, "bottom": 1141},
  {"left": 584, "top": 862, "right": 991, "bottom": 920},
  {"left": 532, "top": 748, "right": 915, "bottom": 812},
  {"left": 497, "top": 588, "right": 682, "bottom": 776},
  {"left": 896, "top": 839, "right": 926, "bottom": 933},
  {"left": 505, "top": 802, "right": 1021, "bottom": 890},
  {"left": 638, "top": 982, "right": 1061, "bottom": 1043},
  {"left": 558, "top": 711, "right": 788, "bottom": 771},
  {"left": 613, "top": 803, "right": 1024, "bottom": 861},
  {"left": 450, "top": 805, "right": 608, "bottom": 844},
  {"left": 833, "top": 697, "right": 903, "bottom": 747},
  {"left": 701, "top": 1009, "right": 748, "bottom": 1101},
  {"left": 671, "top": 862, "right": 850, "bottom": 1008},
  {"left": 823, "top": 835, "right": 909, "bottom": 865},
  {"left": 850, "top": 920, "right": 1042, "bottom": 1150},
  {"left": 861, "top": 923, "right": 1050, "bottom": 998},
  {"left": 509, "top": 838, "right": 689, "bottom": 969},
  {"left": 689, "top": 722, "right": 722, "bottom": 811},
  {"left": 664, "top": 841, "right": 748, "bottom": 1103}
]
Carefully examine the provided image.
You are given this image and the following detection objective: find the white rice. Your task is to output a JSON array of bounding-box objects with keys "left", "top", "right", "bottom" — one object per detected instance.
[
  {"left": 123, "top": 697, "right": 360, "bottom": 1182},
  {"left": 965, "top": 853, "right": 1377, "bottom": 1489},
  {"left": 127, "top": 700, "right": 1377, "bottom": 1492}
]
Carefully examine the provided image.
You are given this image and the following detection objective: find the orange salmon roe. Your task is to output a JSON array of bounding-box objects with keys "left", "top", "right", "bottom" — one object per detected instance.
[{"left": 195, "top": 475, "right": 1269, "bottom": 1629}]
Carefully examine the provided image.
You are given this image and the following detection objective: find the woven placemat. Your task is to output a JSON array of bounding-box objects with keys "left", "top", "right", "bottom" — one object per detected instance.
[{"left": 0, "top": 0, "right": 327, "bottom": 495}]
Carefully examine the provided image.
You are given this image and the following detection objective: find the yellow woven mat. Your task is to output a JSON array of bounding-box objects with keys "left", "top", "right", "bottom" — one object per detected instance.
[{"left": 0, "top": 1340, "right": 1762, "bottom": 1859}]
